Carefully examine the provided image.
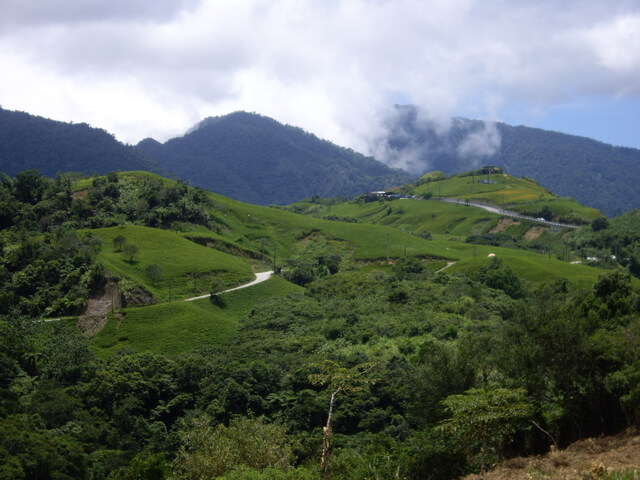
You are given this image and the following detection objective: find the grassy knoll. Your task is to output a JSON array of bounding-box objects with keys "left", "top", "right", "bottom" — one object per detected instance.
[
  {"left": 412, "top": 173, "right": 601, "bottom": 223},
  {"left": 446, "top": 250, "right": 606, "bottom": 287},
  {"left": 91, "top": 275, "right": 302, "bottom": 357},
  {"left": 92, "top": 225, "right": 254, "bottom": 301}
]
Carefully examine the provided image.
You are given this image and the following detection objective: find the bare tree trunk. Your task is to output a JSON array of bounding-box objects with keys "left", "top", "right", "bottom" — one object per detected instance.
[{"left": 321, "top": 389, "right": 339, "bottom": 480}]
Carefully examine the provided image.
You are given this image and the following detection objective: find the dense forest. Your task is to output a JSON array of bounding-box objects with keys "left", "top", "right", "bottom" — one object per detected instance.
[
  {"left": 136, "top": 112, "right": 414, "bottom": 206},
  {"left": 1, "top": 170, "right": 639, "bottom": 479},
  {"left": 378, "top": 105, "right": 640, "bottom": 216}
]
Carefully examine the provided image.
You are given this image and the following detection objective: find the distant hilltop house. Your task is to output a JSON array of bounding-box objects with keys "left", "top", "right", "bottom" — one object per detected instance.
[
  {"left": 364, "top": 191, "right": 418, "bottom": 202},
  {"left": 365, "top": 191, "right": 388, "bottom": 202},
  {"left": 482, "top": 165, "right": 501, "bottom": 175}
]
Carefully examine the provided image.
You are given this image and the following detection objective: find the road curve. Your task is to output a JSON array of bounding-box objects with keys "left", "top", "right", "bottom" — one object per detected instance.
[
  {"left": 184, "top": 270, "right": 274, "bottom": 302},
  {"left": 438, "top": 198, "right": 581, "bottom": 229}
]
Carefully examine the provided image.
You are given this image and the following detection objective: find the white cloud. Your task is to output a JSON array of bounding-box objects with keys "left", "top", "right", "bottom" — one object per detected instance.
[{"left": 0, "top": 0, "right": 639, "bottom": 155}]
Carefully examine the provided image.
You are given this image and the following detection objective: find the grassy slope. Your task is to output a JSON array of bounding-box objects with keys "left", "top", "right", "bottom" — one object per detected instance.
[
  {"left": 79, "top": 172, "right": 612, "bottom": 358},
  {"left": 92, "top": 225, "right": 254, "bottom": 301},
  {"left": 91, "top": 275, "right": 302, "bottom": 357},
  {"left": 76, "top": 171, "right": 610, "bottom": 296},
  {"left": 412, "top": 173, "right": 601, "bottom": 222}
]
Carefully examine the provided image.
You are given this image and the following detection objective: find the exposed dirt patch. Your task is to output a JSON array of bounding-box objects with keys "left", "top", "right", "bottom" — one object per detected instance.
[
  {"left": 77, "top": 282, "right": 120, "bottom": 336},
  {"left": 525, "top": 225, "right": 548, "bottom": 241},
  {"left": 462, "top": 428, "right": 640, "bottom": 480},
  {"left": 72, "top": 189, "right": 89, "bottom": 200},
  {"left": 490, "top": 217, "right": 521, "bottom": 233}
]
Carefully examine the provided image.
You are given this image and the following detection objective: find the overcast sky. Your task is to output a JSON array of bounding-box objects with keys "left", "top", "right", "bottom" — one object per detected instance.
[{"left": 1, "top": 0, "right": 639, "bottom": 159}]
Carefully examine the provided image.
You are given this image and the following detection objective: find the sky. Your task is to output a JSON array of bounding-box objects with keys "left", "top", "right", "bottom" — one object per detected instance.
[{"left": 1, "top": 0, "right": 639, "bottom": 165}]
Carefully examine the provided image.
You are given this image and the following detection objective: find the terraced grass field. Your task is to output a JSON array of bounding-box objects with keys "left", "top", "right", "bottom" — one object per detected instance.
[{"left": 412, "top": 173, "right": 601, "bottom": 222}]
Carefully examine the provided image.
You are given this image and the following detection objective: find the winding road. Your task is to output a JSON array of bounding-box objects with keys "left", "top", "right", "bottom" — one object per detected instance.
[
  {"left": 184, "top": 270, "right": 274, "bottom": 302},
  {"left": 438, "top": 198, "right": 581, "bottom": 229}
]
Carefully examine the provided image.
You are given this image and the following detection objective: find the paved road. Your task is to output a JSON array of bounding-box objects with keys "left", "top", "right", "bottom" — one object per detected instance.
[
  {"left": 438, "top": 198, "right": 581, "bottom": 229},
  {"left": 184, "top": 270, "right": 274, "bottom": 302}
]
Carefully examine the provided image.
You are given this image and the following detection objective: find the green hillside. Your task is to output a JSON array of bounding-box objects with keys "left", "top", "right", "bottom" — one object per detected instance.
[
  {"left": 410, "top": 172, "right": 601, "bottom": 224},
  {"left": 91, "top": 275, "right": 302, "bottom": 357},
  {"left": 90, "top": 225, "right": 255, "bottom": 301}
]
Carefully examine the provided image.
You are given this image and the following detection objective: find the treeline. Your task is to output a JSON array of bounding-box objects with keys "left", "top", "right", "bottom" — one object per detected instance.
[
  {"left": 2, "top": 255, "right": 639, "bottom": 479},
  {"left": 569, "top": 209, "right": 640, "bottom": 276}
]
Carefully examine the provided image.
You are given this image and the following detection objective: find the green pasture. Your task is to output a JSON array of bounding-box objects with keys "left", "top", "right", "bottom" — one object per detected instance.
[
  {"left": 414, "top": 173, "right": 552, "bottom": 202},
  {"left": 412, "top": 174, "right": 600, "bottom": 222},
  {"left": 91, "top": 225, "right": 254, "bottom": 301},
  {"left": 90, "top": 275, "right": 302, "bottom": 357},
  {"left": 445, "top": 249, "right": 607, "bottom": 286},
  {"left": 291, "top": 198, "right": 505, "bottom": 236}
]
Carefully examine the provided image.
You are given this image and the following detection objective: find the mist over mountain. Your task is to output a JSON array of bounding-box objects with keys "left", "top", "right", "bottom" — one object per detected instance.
[
  {"left": 373, "top": 105, "right": 640, "bottom": 216},
  {"left": 137, "top": 111, "right": 414, "bottom": 206},
  {"left": 0, "top": 107, "right": 157, "bottom": 177}
]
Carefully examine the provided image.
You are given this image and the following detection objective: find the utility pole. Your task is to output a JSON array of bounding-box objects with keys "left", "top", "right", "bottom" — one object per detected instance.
[
  {"left": 386, "top": 231, "right": 391, "bottom": 261},
  {"left": 273, "top": 243, "right": 277, "bottom": 270},
  {"left": 193, "top": 264, "right": 199, "bottom": 292}
]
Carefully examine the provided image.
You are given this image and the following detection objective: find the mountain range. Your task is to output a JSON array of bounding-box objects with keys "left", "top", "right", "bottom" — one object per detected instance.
[
  {"left": 379, "top": 105, "right": 640, "bottom": 216},
  {"left": 2, "top": 106, "right": 640, "bottom": 215}
]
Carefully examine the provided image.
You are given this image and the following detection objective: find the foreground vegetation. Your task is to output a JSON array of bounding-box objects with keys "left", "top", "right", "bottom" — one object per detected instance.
[{"left": 1, "top": 169, "right": 639, "bottom": 480}]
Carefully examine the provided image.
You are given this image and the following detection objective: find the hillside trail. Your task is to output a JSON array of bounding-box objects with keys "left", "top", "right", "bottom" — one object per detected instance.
[
  {"left": 436, "top": 261, "right": 456, "bottom": 273},
  {"left": 184, "top": 270, "right": 274, "bottom": 302},
  {"left": 45, "top": 271, "right": 274, "bottom": 327}
]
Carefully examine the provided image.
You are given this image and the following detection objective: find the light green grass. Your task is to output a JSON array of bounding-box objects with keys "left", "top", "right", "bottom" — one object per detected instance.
[
  {"left": 294, "top": 198, "right": 502, "bottom": 236},
  {"left": 91, "top": 275, "right": 302, "bottom": 357},
  {"left": 92, "top": 225, "right": 254, "bottom": 301},
  {"left": 413, "top": 174, "right": 600, "bottom": 222}
]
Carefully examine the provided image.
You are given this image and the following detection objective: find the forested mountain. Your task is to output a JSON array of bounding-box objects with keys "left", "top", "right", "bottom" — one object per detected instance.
[
  {"left": 378, "top": 105, "right": 640, "bottom": 216},
  {"left": 0, "top": 108, "right": 157, "bottom": 177},
  {"left": 136, "top": 111, "right": 414, "bottom": 206}
]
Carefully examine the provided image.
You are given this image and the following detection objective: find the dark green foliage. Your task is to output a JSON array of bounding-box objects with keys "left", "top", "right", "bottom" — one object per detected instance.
[
  {"left": 0, "top": 107, "right": 157, "bottom": 178},
  {"left": 137, "top": 112, "right": 414, "bottom": 206},
  {"left": 113, "top": 235, "right": 127, "bottom": 252},
  {"left": 569, "top": 208, "right": 640, "bottom": 277},
  {"left": 0, "top": 108, "right": 158, "bottom": 179},
  {"left": 122, "top": 244, "right": 139, "bottom": 263},
  {"left": 592, "top": 216, "right": 610, "bottom": 231},
  {"left": 471, "top": 257, "right": 525, "bottom": 298}
]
